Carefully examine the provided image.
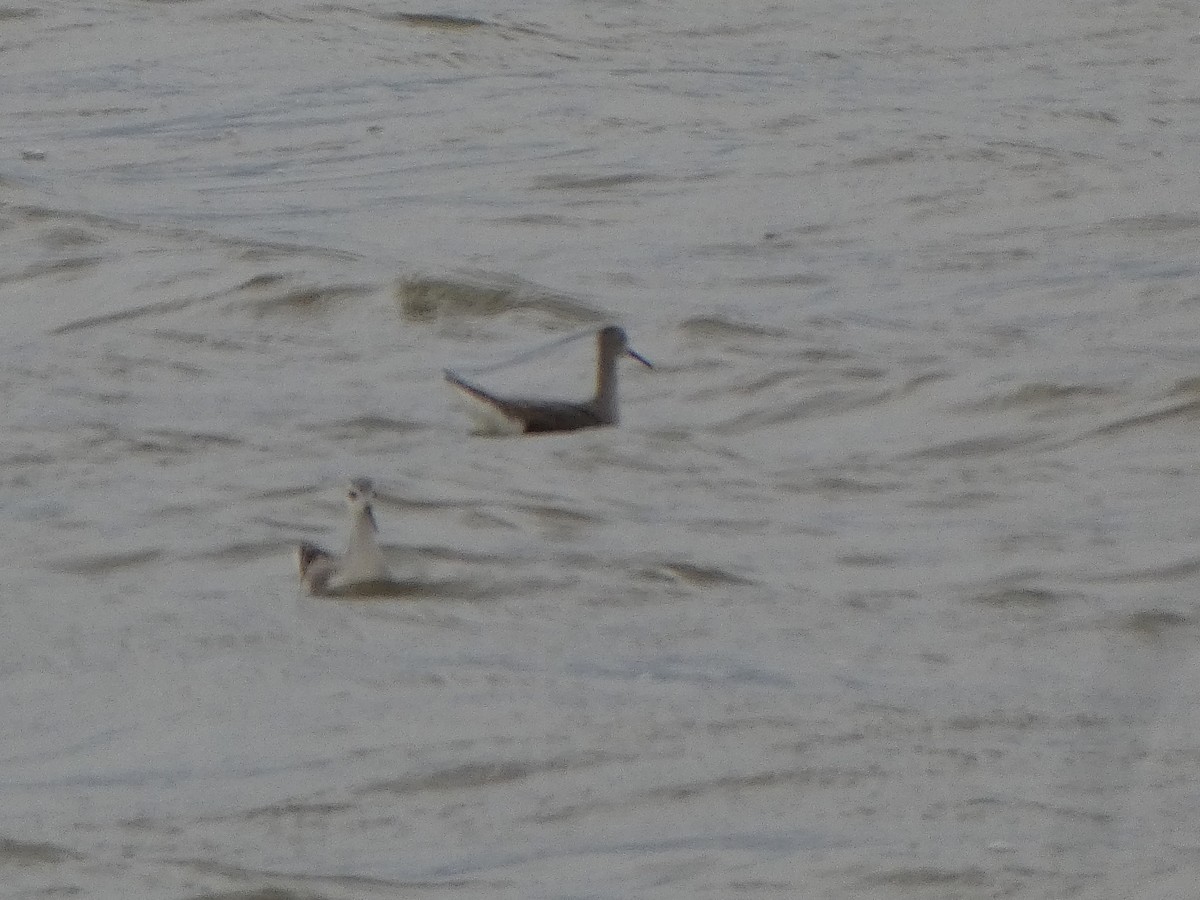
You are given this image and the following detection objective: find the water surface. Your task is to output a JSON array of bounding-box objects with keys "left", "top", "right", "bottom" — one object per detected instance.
[{"left": 3, "top": 2, "right": 1200, "bottom": 897}]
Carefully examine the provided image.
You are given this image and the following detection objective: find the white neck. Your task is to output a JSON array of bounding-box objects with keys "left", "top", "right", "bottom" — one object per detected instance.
[{"left": 341, "top": 506, "right": 389, "bottom": 580}]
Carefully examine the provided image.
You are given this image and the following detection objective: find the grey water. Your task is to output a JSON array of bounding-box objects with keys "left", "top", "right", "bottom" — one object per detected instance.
[{"left": 4, "top": 1, "right": 1200, "bottom": 897}]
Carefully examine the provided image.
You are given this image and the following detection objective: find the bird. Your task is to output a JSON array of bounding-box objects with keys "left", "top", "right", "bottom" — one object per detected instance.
[
  {"left": 443, "top": 325, "right": 653, "bottom": 435},
  {"left": 296, "top": 477, "right": 392, "bottom": 595}
]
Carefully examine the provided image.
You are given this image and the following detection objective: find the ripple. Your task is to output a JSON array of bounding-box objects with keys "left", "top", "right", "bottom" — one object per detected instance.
[
  {"left": 638, "top": 561, "right": 757, "bottom": 587},
  {"left": 175, "top": 858, "right": 422, "bottom": 895},
  {"left": 964, "top": 381, "right": 1113, "bottom": 414},
  {"left": 356, "top": 753, "right": 611, "bottom": 797},
  {"left": 396, "top": 273, "right": 604, "bottom": 325},
  {"left": 314, "top": 415, "right": 424, "bottom": 439},
  {"left": 243, "top": 283, "right": 374, "bottom": 315},
  {"left": 50, "top": 293, "right": 205, "bottom": 334},
  {"left": 856, "top": 866, "right": 988, "bottom": 889},
  {"left": 39, "top": 225, "right": 104, "bottom": 249},
  {"left": 1106, "top": 213, "right": 1200, "bottom": 233},
  {"left": 1095, "top": 556, "right": 1200, "bottom": 583},
  {"left": 184, "top": 540, "right": 286, "bottom": 563},
  {"left": 0, "top": 837, "right": 82, "bottom": 865},
  {"left": 531, "top": 172, "right": 663, "bottom": 191},
  {"left": 183, "top": 889, "right": 330, "bottom": 900},
  {"left": 1116, "top": 609, "right": 1193, "bottom": 637},
  {"left": 49, "top": 548, "right": 163, "bottom": 575},
  {"left": 240, "top": 800, "right": 357, "bottom": 820},
  {"left": 1091, "top": 396, "right": 1200, "bottom": 436},
  {"left": 970, "top": 585, "right": 1067, "bottom": 608},
  {"left": 139, "top": 429, "right": 244, "bottom": 451},
  {"left": 375, "top": 11, "right": 489, "bottom": 30},
  {"left": 711, "top": 388, "right": 892, "bottom": 434},
  {"left": 678, "top": 315, "right": 790, "bottom": 341},
  {"left": 905, "top": 430, "right": 1051, "bottom": 459},
  {"left": 15, "top": 255, "right": 103, "bottom": 281},
  {"left": 320, "top": 578, "right": 435, "bottom": 600}
]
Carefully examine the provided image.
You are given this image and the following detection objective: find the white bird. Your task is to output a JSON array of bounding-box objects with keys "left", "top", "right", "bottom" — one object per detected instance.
[
  {"left": 444, "top": 325, "right": 653, "bottom": 435},
  {"left": 297, "top": 477, "right": 391, "bottom": 595}
]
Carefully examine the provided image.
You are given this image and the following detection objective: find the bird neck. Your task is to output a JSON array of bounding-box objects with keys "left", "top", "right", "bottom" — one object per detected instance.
[
  {"left": 346, "top": 507, "right": 379, "bottom": 556},
  {"left": 592, "top": 350, "right": 619, "bottom": 423}
]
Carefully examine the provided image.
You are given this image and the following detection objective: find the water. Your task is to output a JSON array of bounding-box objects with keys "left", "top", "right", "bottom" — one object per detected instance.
[{"left": 3, "top": 1, "right": 1200, "bottom": 897}]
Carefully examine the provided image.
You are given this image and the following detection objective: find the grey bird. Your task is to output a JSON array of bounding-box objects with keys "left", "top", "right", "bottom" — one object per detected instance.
[
  {"left": 444, "top": 325, "right": 653, "bottom": 435},
  {"left": 297, "top": 477, "right": 391, "bottom": 595}
]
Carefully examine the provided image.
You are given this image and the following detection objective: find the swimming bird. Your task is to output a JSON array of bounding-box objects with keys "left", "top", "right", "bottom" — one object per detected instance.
[
  {"left": 296, "top": 477, "right": 391, "bottom": 595},
  {"left": 444, "top": 325, "right": 653, "bottom": 435}
]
